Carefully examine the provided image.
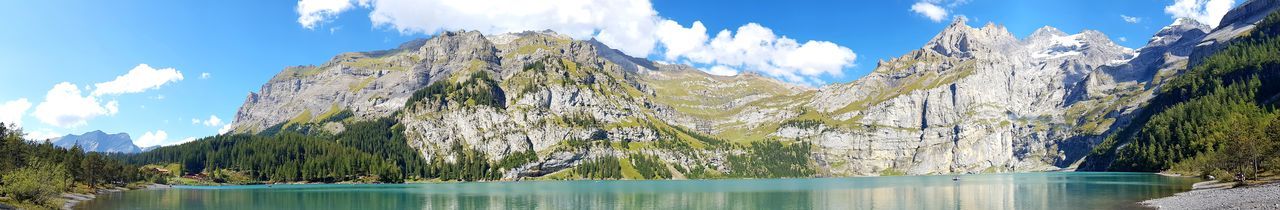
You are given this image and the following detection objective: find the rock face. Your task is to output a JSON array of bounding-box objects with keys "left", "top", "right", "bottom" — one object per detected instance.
[
  {"left": 52, "top": 130, "right": 142, "bottom": 153},
  {"left": 782, "top": 17, "right": 1142, "bottom": 175},
  {"left": 228, "top": 4, "right": 1273, "bottom": 178},
  {"left": 1077, "top": 0, "right": 1280, "bottom": 171}
]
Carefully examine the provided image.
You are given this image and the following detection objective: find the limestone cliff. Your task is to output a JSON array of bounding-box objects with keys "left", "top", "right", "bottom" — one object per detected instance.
[{"left": 228, "top": 2, "right": 1274, "bottom": 178}]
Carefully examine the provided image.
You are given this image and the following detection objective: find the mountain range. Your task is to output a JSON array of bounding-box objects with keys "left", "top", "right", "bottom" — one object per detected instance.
[
  {"left": 220, "top": 0, "right": 1280, "bottom": 178},
  {"left": 50, "top": 130, "right": 150, "bottom": 153}
]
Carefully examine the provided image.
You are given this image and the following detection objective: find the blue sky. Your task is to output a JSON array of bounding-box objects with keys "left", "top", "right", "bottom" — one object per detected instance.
[{"left": 0, "top": 0, "right": 1238, "bottom": 146}]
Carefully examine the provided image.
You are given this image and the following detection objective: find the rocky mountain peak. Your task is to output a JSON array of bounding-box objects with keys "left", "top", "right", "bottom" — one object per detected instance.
[
  {"left": 1170, "top": 17, "right": 1206, "bottom": 29},
  {"left": 51, "top": 130, "right": 141, "bottom": 153},
  {"left": 490, "top": 30, "right": 573, "bottom": 45},
  {"left": 221, "top": 3, "right": 1278, "bottom": 178},
  {"left": 1029, "top": 26, "right": 1068, "bottom": 39},
  {"left": 945, "top": 15, "right": 970, "bottom": 29},
  {"left": 924, "top": 16, "right": 1018, "bottom": 58},
  {"left": 1149, "top": 18, "right": 1211, "bottom": 47},
  {"left": 1219, "top": 0, "right": 1280, "bottom": 29},
  {"left": 1161, "top": 18, "right": 1210, "bottom": 36},
  {"left": 86, "top": 130, "right": 109, "bottom": 136},
  {"left": 1022, "top": 28, "right": 1132, "bottom": 62}
]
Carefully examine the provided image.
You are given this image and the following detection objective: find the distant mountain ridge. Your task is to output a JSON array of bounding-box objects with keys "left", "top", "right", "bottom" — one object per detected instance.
[
  {"left": 52, "top": 130, "right": 144, "bottom": 153},
  {"left": 216, "top": 1, "right": 1280, "bottom": 179}
]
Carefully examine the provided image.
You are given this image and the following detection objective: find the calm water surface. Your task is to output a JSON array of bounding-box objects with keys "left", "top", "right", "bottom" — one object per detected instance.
[{"left": 76, "top": 172, "right": 1197, "bottom": 210}]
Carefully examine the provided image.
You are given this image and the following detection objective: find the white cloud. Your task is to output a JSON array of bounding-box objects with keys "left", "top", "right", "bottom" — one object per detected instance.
[
  {"left": 30, "top": 64, "right": 183, "bottom": 128},
  {"left": 1121, "top": 15, "right": 1142, "bottom": 23},
  {"left": 135, "top": 130, "right": 168, "bottom": 147},
  {"left": 1165, "top": 0, "right": 1236, "bottom": 28},
  {"left": 296, "top": 0, "right": 859, "bottom": 85},
  {"left": 169, "top": 137, "right": 197, "bottom": 146},
  {"left": 655, "top": 20, "right": 709, "bottom": 61},
  {"left": 0, "top": 98, "right": 32, "bottom": 127},
  {"left": 1118, "top": 37, "right": 1128, "bottom": 42},
  {"left": 218, "top": 123, "right": 234, "bottom": 135},
  {"left": 655, "top": 22, "right": 857, "bottom": 84},
  {"left": 704, "top": 66, "right": 738, "bottom": 76},
  {"left": 91, "top": 64, "right": 184, "bottom": 96},
  {"left": 911, "top": 2, "right": 949, "bottom": 22},
  {"left": 199, "top": 115, "right": 224, "bottom": 127},
  {"left": 200, "top": 72, "right": 211, "bottom": 79},
  {"left": 308, "top": 0, "right": 662, "bottom": 56},
  {"left": 297, "top": 0, "right": 355, "bottom": 29},
  {"left": 23, "top": 129, "right": 63, "bottom": 141},
  {"left": 32, "top": 82, "right": 119, "bottom": 128}
]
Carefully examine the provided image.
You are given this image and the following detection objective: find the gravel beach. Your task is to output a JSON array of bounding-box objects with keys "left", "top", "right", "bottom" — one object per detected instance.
[{"left": 1143, "top": 182, "right": 1280, "bottom": 209}]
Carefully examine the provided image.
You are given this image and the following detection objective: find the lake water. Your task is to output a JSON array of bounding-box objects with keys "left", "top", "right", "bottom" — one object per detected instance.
[{"left": 76, "top": 172, "right": 1197, "bottom": 210}]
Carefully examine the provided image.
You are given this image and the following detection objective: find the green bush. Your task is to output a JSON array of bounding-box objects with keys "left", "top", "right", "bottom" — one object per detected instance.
[
  {"left": 1210, "top": 169, "right": 1235, "bottom": 182},
  {"left": 1, "top": 160, "right": 70, "bottom": 207}
]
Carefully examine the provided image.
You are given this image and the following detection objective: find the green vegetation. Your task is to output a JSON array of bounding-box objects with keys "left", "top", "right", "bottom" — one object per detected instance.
[
  {"left": 283, "top": 65, "right": 324, "bottom": 78},
  {"left": 349, "top": 77, "right": 376, "bottom": 92},
  {"left": 833, "top": 58, "right": 974, "bottom": 116},
  {"left": 780, "top": 119, "right": 826, "bottom": 130},
  {"left": 725, "top": 141, "right": 815, "bottom": 178},
  {"left": 405, "top": 70, "right": 506, "bottom": 111},
  {"left": 1, "top": 160, "right": 69, "bottom": 207},
  {"left": 550, "top": 112, "right": 600, "bottom": 128},
  {"left": 617, "top": 156, "right": 644, "bottom": 179},
  {"left": 495, "top": 150, "right": 538, "bottom": 172},
  {"left": 260, "top": 107, "right": 353, "bottom": 137},
  {"left": 512, "top": 35, "right": 571, "bottom": 55},
  {"left": 336, "top": 119, "right": 430, "bottom": 181},
  {"left": 643, "top": 68, "right": 815, "bottom": 141},
  {"left": 126, "top": 118, "right": 534, "bottom": 182},
  {"left": 628, "top": 154, "right": 672, "bottom": 179},
  {"left": 285, "top": 109, "right": 314, "bottom": 128},
  {"left": 575, "top": 156, "right": 623, "bottom": 179},
  {"left": 125, "top": 132, "right": 403, "bottom": 183},
  {"left": 427, "top": 143, "right": 500, "bottom": 181},
  {"left": 681, "top": 164, "right": 724, "bottom": 179},
  {"left": 1091, "top": 11, "right": 1280, "bottom": 183},
  {"left": 0, "top": 123, "right": 155, "bottom": 209},
  {"left": 879, "top": 168, "right": 907, "bottom": 176},
  {"left": 319, "top": 109, "right": 354, "bottom": 123}
]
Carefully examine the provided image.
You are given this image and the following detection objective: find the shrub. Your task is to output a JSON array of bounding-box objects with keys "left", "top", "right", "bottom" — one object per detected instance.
[{"left": 1, "top": 160, "right": 71, "bottom": 207}]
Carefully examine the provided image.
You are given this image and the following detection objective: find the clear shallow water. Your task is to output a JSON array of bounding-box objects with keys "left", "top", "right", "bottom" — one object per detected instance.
[{"left": 76, "top": 172, "right": 1197, "bottom": 210}]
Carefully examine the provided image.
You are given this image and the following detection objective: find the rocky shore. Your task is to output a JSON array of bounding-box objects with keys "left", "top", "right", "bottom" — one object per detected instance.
[{"left": 1143, "top": 181, "right": 1280, "bottom": 209}]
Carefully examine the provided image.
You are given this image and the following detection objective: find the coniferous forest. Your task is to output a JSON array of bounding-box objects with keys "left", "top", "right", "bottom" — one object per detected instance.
[
  {"left": 0, "top": 123, "right": 156, "bottom": 209},
  {"left": 1091, "top": 11, "right": 1280, "bottom": 183}
]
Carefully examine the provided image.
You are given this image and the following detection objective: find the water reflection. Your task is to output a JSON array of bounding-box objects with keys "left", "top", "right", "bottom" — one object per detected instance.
[{"left": 76, "top": 172, "right": 1196, "bottom": 210}]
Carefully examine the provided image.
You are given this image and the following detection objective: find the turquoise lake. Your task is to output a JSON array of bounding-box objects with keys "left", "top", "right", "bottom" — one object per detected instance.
[{"left": 75, "top": 172, "right": 1198, "bottom": 209}]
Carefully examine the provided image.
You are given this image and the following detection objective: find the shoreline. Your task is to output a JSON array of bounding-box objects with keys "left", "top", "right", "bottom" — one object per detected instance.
[
  {"left": 1142, "top": 181, "right": 1280, "bottom": 209},
  {"left": 1155, "top": 172, "right": 1192, "bottom": 177},
  {"left": 61, "top": 184, "right": 169, "bottom": 210}
]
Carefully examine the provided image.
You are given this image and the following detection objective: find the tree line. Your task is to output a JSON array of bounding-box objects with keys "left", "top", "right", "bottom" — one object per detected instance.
[
  {"left": 1090, "top": 10, "right": 1280, "bottom": 183},
  {"left": 0, "top": 123, "right": 155, "bottom": 208},
  {"left": 123, "top": 118, "right": 547, "bottom": 183}
]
